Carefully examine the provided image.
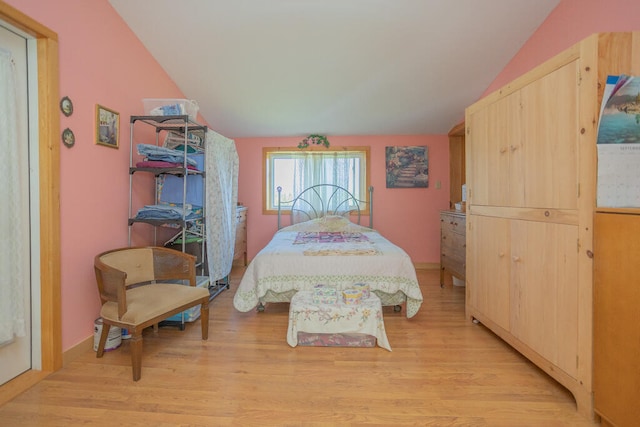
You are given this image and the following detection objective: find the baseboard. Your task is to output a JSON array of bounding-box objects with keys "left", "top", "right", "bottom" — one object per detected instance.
[
  {"left": 414, "top": 262, "right": 439, "bottom": 270},
  {"left": 0, "top": 370, "right": 50, "bottom": 407},
  {"left": 0, "top": 336, "right": 92, "bottom": 406},
  {"left": 63, "top": 335, "right": 94, "bottom": 368}
]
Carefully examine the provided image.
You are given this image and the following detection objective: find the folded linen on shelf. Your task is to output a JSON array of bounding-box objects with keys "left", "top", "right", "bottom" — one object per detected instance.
[
  {"left": 134, "top": 203, "right": 198, "bottom": 220},
  {"left": 137, "top": 144, "right": 197, "bottom": 168},
  {"left": 136, "top": 160, "right": 198, "bottom": 170}
]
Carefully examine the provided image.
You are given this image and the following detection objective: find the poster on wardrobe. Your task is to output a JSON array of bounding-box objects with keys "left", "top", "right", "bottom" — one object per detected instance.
[{"left": 596, "top": 75, "right": 640, "bottom": 208}]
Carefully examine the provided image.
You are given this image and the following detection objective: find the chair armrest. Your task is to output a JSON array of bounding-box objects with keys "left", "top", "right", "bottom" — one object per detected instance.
[{"left": 94, "top": 262, "right": 128, "bottom": 318}]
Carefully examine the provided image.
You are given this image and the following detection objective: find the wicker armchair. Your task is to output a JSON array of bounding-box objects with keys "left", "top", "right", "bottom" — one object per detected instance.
[{"left": 94, "top": 246, "right": 210, "bottom": 381}]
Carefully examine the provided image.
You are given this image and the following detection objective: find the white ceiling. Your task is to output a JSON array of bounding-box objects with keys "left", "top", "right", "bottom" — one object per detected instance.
[{"left": 109, "top": 0, "right": 560, "bottom": 138}]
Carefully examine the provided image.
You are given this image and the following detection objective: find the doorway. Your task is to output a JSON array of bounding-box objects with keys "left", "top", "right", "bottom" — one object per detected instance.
[
  {"left": 0, "top": 1, "right": 61, "bottom": 396},
  {"left": 0, "top": 19, "right": 38, "bottom": 386}
]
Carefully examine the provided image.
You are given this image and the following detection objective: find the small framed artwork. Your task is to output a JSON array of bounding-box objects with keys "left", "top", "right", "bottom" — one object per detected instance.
[
  {"left": 61, "top": 128, "right": 75, "bottom": 148},
  {"left": 60, "top": 96, "right": 73, "bottom": 116},
  {"left": 385, "top": 146, "right": 429, "bottom": 188},
  {"left": 95, "top": 104, "right": 119, "bottom": 148}
]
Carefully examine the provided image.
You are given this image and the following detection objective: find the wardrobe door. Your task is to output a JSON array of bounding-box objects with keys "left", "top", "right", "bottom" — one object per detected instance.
[
  {"left": 466, "top": 214, "right": 510, "bottom": 330},
  {"left": 510, "top": 219, "right": 579, "bottom": 378},
  {"left": 519, "top": 61, "right": 579, "bottom": 210},
  {"left": 467, "top": 92, "right": 520, "bottom": 208}
]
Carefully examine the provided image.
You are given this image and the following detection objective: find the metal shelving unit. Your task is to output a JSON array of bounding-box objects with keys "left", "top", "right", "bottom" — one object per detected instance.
[
  {"left": 127, "top": 115, "right": 207, "bottom": 268},
  {"left": 127, "top": 115, "right": 228, "bottom": 325}
]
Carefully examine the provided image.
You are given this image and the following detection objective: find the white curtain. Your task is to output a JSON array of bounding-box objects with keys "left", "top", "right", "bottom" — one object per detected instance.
[
  {"left": 0, "top": 48, "right": 26, "bottom": 345},
  {"left": 205, "top": 130, "right": 239, "bottom": 281},
  {"left": 292, "top": 151, "right": 357, "bottom": 218}
]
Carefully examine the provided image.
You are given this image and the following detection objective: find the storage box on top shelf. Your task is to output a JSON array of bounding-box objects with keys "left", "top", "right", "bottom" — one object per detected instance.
[{"left": 142, "top": 98, "right": 199, "bottom": 121}]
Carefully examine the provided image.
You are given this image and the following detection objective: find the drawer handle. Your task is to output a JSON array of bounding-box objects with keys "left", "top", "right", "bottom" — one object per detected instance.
[{"left": 512, "top": 256, "right": 521, "bottom": 262}]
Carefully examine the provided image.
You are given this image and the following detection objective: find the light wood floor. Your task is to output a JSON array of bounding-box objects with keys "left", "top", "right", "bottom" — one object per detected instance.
[{"left": 0, "top": 268, "right": 599, "bottom": 426}]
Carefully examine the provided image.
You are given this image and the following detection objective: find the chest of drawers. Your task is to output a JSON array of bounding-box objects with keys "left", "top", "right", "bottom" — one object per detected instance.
[
  {"left": 440, "top": 210, "right": 466, "bottom": 287},
  {"left": 233, "top": 206, "right": 247, "bottom": 266}
]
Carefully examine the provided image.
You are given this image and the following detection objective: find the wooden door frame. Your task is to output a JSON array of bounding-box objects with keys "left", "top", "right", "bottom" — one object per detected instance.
[{"left": 0, "top": 1, "right": 62, "bottom": 400}]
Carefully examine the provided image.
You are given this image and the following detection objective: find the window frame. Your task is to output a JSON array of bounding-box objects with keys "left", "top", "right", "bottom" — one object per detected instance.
[{"left": 262, "top": 146, "right": 371, "bottom": 215}]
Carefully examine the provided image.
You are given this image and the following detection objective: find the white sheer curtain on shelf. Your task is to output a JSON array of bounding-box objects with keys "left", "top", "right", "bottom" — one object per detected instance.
[
  {"left": 205, "top": 130, "right": 239, "bottom": 282},
  {"left": 0, "top": 48, "right": 27, "bottom": 346}
]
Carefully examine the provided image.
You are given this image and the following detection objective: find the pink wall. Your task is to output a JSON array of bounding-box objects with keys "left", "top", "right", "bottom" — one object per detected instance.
[
  {"left": 235, "top": 135, "right": 450, "bottom": 265},
  {"left": 6, "top": 0, "right": 640, "bottom": 355},
  {"left": 484, "top": 0, "right": 640, "bottom": 96},
  {"left": 6, "top": 0, "right": 196, "bottom": 351}
]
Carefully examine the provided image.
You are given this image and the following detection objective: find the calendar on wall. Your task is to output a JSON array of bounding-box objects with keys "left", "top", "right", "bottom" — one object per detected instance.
[{"left": 596, "top": 75, "right": 640, "bottom": 208}]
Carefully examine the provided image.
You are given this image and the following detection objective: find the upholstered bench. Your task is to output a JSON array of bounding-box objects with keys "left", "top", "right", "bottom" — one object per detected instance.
[{"left": 287, "top": 290, "right": 391, "bottom": 351}]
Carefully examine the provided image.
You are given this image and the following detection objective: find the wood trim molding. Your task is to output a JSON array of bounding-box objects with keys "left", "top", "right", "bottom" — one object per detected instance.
[
  {"left": 448, "top": 121, "right": 465, "bottom": 136},
  {"left": 0, "top": 370, "right": 49, "bottom": 407},
  {"left": 62, "top": 336, "right": 94, "bottom": 368},
  {"left": 0, "top": 1, "right": 56, "bottom": 40},
  {"left": 37, "top": 35, "right": 62, "bottom": 372},
  {"left": 414, "top": 262, "right": 439, "bottom": 270}
]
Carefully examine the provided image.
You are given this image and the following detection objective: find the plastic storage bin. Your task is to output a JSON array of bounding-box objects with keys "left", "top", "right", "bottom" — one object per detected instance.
[{"left": 142, "top": 98, "right": 199, "bottom": 121}]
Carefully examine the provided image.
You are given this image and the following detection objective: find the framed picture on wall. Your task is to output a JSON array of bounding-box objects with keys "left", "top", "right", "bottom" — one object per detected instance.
[
  {"left": 95, "top": 104, "right": 119, "bottom": 148},
  {"left": 385, "top": 146, "right": 429, "bottom": 188}
]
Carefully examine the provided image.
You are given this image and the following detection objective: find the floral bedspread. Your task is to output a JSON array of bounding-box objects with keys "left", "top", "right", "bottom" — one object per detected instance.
[
  {"left": 293, "top": 231, "right": 370, "bottom": 244},
  {"left": 233, "top": 218, "right": 423, "bottom": 318},
  {"left": 287, "top": 290, "right": 391, "bottom": 351}
]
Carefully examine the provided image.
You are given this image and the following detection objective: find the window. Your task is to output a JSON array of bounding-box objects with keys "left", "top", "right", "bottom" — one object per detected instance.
[{"left": 263, "top": 146, "right": 370, "bottom": 214}]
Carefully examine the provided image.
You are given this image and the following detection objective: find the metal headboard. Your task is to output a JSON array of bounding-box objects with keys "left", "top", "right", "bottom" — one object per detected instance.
[{"left": 277, "top": 184, "right": 374, "bottom": 230}]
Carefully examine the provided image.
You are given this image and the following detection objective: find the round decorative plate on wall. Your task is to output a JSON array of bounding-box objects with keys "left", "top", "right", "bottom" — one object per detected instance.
[
  {"left": 60, "top": 96, "right": 73, "bottom": 117},
  {"left": 62, "top": 127, "right": 75, "bottom": 148}
]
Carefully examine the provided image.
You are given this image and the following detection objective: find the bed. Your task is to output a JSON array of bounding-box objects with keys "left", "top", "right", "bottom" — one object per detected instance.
[{"left": 232, "top": 184, "right": 423, "bottom": 318}]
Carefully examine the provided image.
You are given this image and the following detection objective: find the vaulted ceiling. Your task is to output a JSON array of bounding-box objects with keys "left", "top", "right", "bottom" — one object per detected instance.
[{"left": 109, "top": 0, "right": 560, "bottom": 138}]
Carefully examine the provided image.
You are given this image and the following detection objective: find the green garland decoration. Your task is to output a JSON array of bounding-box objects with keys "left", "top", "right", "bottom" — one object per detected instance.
[{"left": 298, "top": 134, "right": 330, "bottom": 149}]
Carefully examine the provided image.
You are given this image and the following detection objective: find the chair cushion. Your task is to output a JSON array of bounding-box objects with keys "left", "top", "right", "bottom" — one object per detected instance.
[{"left": 100, "top": 283, "right": 210, "bottom": 326}]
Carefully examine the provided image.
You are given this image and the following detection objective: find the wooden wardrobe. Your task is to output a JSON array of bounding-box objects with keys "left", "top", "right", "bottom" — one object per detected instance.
[{"left": 464, "top": 32, "right": 640, "bottom": 420}]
